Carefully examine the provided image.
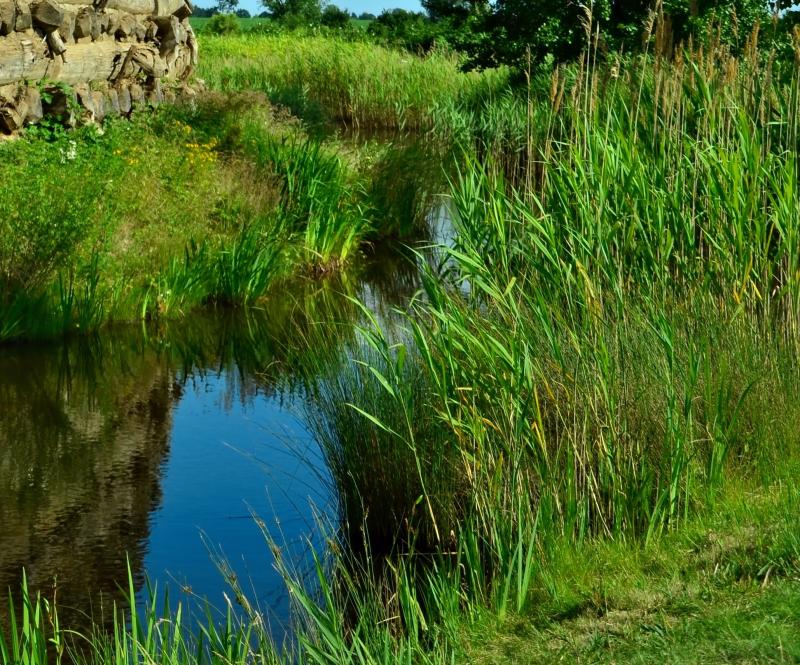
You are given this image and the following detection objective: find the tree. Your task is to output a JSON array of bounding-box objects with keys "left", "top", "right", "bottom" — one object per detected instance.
[
  {"left": 421, "top": 0, "right": 784, "bottom": 68},
  {"left": 367, "top": 9, "right": 440, "bottom": 51},
  {"left": 422, "top": 0, "right": 488, "bottom": 22},
  {"left": 215, "top": 0, "right": 239, "bottom": 14},
  {"left": 261, "top": 0, "right": 322, "bottom": 24},
  {"left": 193, "top": 4, "right": 217, "bottom": 16},
  {"left": 322, "top": 4, "right": 351, "bottom": 28}
]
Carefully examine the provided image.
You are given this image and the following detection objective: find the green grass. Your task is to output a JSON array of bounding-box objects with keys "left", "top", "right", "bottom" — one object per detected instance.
[
  {"left": 0, "top": 94, "right": 383, "bottom": 342},
  {"left": 197, "top": 33, "right": 510, "bottom": 130},
  {"left": 465, "top": 479, "right": 800, "bottom": 663},
  {"left": 5, "top": 20, "right": 800, "bottom": 665},
  {"left": 189, "top": 16, "right": 273, "bottom": 33}
]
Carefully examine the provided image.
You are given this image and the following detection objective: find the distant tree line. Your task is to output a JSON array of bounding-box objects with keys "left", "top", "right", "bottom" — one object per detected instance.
[
  {"left": 195, "top": 0, "right": 374, "bottom": 24},
  {"left": 195, "top": 1, "right": 800, "bottom": 68},
  {"left": 420, "top": 0, "right": 800, "bottom": 67}
]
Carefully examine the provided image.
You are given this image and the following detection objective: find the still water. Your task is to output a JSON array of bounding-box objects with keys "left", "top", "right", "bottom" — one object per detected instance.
[{"left": 0, "top": 255, "right": 421, "bottom": 639}]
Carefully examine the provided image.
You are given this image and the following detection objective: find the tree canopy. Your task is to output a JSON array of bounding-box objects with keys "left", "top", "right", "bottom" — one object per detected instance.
[
  {"left": 421, "top": 0, "right": 792, "bottom": 67},
  {"left": 261, "top": 0, "right": 322, "bottom": 24}
]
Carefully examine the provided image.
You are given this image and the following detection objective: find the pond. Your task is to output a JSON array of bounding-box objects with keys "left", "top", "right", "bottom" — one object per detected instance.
[{"left": 0, "top": 243, "right": 427, "bottom": 643}]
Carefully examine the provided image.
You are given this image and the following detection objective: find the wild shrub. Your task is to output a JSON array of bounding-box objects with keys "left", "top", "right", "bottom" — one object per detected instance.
[{"left": 205, "top": 12, "right": 241, "bottom": 35}]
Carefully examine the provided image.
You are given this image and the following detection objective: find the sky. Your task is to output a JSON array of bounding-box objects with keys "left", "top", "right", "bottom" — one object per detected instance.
[{"left": 234, "top": 0, "right": 423, "bottom": 17}]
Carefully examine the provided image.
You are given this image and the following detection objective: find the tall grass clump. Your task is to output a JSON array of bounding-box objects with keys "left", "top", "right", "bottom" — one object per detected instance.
[
  {"left": 246, "top": 135, "right": 369, "bottom": 272},
  {"left": 288, "top": 14, "right": 800, "bottom": 662},
  {"left": 198, "top": 34, "right": 511, "bottom": 130},
  {"left": 1, "top": 567, "right": 286, "bottom": 665}
]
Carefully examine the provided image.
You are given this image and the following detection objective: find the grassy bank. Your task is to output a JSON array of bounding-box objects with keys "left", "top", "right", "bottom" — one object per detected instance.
[
  {"left": 3, "top": 475, "right": 798, "bottom": 663},
  {"left": 0, "top": 92, "right": 441, "bottom": 343},
  {"left": 197, "top": 33, "right": 509, "bottom": 130},
  {"left": 4, "top": 23, "right": 800, "bottom": 665}
]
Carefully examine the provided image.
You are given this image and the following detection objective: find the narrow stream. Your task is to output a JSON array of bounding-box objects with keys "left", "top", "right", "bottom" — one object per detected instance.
[{"left": 0, "top": 242, "right": 430, "bottom": 641}]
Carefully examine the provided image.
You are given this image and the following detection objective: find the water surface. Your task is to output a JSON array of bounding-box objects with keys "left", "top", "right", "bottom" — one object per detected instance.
[{"left": 0, "top": 265, "right": 418, "bottom": 639}]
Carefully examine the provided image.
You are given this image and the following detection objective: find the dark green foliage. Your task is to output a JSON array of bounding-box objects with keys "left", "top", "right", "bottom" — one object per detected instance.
[
  {"left": 367, "top": 8, "right": 443, "bottom": 52},
  {"left": 205, "top": 12, "right": 240, "bottom": 34},
  {"left": 192, "top": 4, "right": 217, "bottom": 17},
  {"left": 320, "top": 4, "right": 349, "bottom": 29},
  {"left": 422, "top": 0, "right": 792, "bottom": 68},
  {"left": 0, "top": 133, "right": 118, "bottom": 296},
  {"left": 261, "top": 0, "right": 321, "bottom": 26}
]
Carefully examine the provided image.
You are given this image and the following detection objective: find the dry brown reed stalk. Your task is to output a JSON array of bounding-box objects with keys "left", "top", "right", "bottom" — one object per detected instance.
[{"left": 654, "top": 12, "right": 673, "bottom": 60}]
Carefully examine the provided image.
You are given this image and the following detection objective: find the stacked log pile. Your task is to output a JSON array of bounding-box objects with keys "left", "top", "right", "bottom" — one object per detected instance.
[{"left": 0, "top": 0, "right": 197, "bottom": 132}]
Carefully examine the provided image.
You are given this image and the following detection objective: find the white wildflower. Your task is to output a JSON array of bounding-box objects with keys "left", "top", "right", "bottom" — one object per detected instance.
[{"left": 59, "top": 140, "right": 78, "bottom": 163}]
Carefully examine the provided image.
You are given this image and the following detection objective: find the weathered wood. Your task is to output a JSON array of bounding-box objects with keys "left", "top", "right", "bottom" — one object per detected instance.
[
  {"left": 155, "top": 14, "right": 179, "bottom": 52},
  {"left": 154, "top": 0, "right": 183, "bottom": 17},
  {"left": 0, "top": 0, "right": 15, "bottom": 35},
  {"left": 0, "top": 36, "right": 45, "bottom": 85},
  {"left": 145, "top": 76, "right": 160, "bottom": 103},
  {"left": 14, "top": 1, "right": 32, "bottom": 30},
  {"left": 112, "top": 10, "right": 136, "bottom": 37},
  {"left": 74, "top": 81, "right": 90, "bottom": 108},
  {"left": 0, "top": 104, "right": 24, "bottom": 131},
  {"left": 0, "top": 82, "right": 17, "bottom": 104},
  {"left": 72, "top": 5, "right": 90, "bottom": 37},
  {"left": 0, "top": 33, "right": 170, "bottom": 84},
  {"left": 90, "top": 88, "right": 103, "bottom": 118},
  {"left": 24, "top": 84, "right": 42, "bottom": 122},
  {"left": 172, "top": 0, "right": 190, "bottom": 19},
  {"left": 1, "top": 0, "right": 195, "bottom": 132},
  {"left": 106, "top": 86, "right": 119, "bottom": 113},
  {"left": 128, "top": 80, "right": 143, "bottom": 106},
  {"left": 31, "top": 0, "right": 63, "bottom": 28},
  {"left": 186, "top": 21, "right": 196, "bottom": 65},
  {"left": 117, "top": 83, "right": 130, "bottom": 112},
  {"left": 127, "top": 43, "right": 165, "bottom": 77},
  {"left": 58, "top": 7, "right": 75, "bottom": 41},
  {"left": 52, "top": 0, "right": 187, "bottom": 16},
  {"left": 46, "top": 27, "right": 67, "bottom": 58}
]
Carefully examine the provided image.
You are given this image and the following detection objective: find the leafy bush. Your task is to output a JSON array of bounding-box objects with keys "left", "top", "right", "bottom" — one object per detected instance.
[
  {"left": 205, "top": 12, "right": 241, "bottom": 35},
  {"left": 321, "top": 4, "right": 349, "bottom": 29},
  {"left": 367, "top": 8, "right": 443, "bottom": 52}
]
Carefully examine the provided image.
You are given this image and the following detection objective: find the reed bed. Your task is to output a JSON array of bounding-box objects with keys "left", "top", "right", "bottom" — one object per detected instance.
[
  {"left": 197, "top": 33, "right": 510, "bottom": 130},
  {"left": 300, "top": 16, "right": 800, "bottom": 550},
  {"left": 290, "top": 20, "right": 800, "bottom": 663}
]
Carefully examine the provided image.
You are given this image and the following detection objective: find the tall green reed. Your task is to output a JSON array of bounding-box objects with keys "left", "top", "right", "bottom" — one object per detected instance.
[
  {"left": 293, "top": 24, "right": 800, "bottom": 653},
  {"left": 198, "top": 33, "right": 511, "bottom": 130}
]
